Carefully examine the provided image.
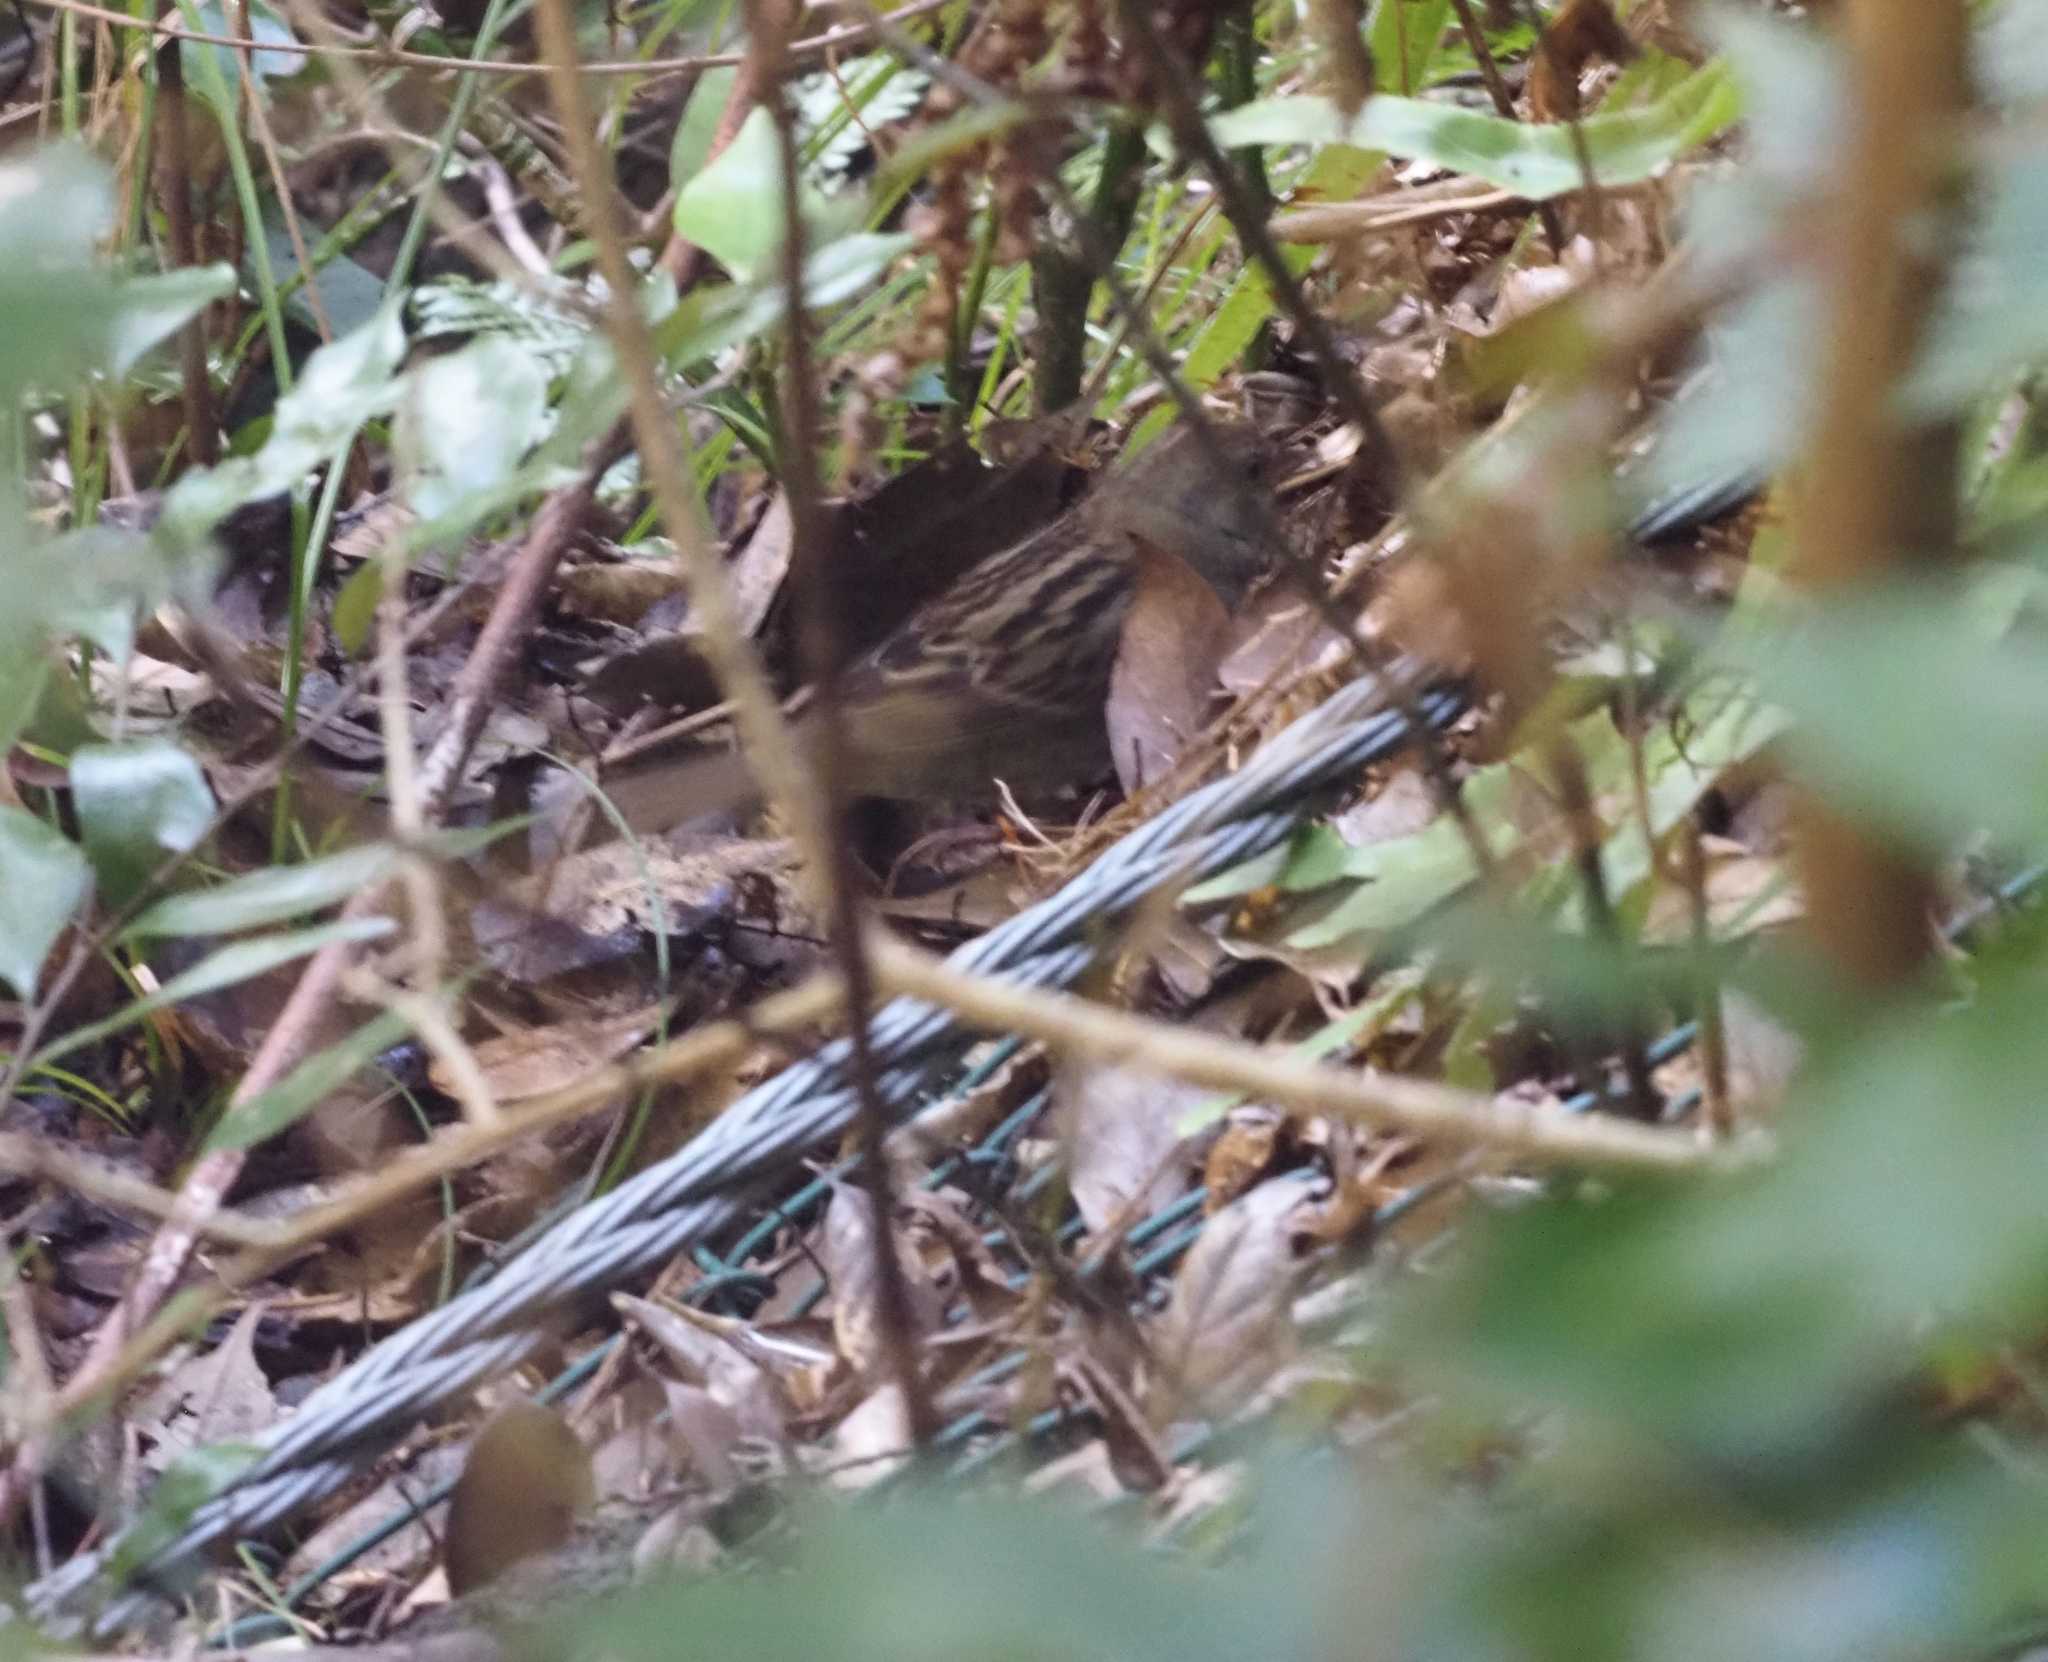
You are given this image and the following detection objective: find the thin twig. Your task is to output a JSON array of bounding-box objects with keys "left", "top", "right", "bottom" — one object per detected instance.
[
  {"left": 23, "top": 0, "right": 954, "bottom": 77},
  {"left": 531, "top": 0, "right": 839, "bottom": 902},
  {"left": 867, "top": 932, "right": 1742, "bottom": 1171},
  {"left": 1446, "top": 0, "right": 1568, "bottom": 254},
  {"left": 0, "top": 1136, "right": 280, "bottom": 1247},
  {"left": 754, "top": 0, "right": 936, "bottom": 1442}
]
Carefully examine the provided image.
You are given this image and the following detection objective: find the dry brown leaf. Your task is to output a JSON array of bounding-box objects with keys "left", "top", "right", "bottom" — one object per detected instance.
[
  {"left": 1642, "top": 840, "right": 1803, "bottom": 944},
  {"left": 1106, "top": 536, "right": 1233, "bottom": 793},
  {"left": 1201, "top": 1108, "right": 1282, "bottom": 1210},
  {"left": 135, "top": 1303, "right": 277, "bottom": 1477},
  {"left": 815, "top": 1182, "right": 945, "bottom": 1377},
  {"left": 1216, "top": 578, "right": 1350, "bottom": 696},
  {"left": 1058, "top": 1061, "right": 1206, "bottom": 1237},
  {"left": 444, "top": 1402, "right": 595, "bottom": 1597},
  {"left": 1145, "top": 1177, "right": 1312, "bottom": 1427},
  {"left": 427, "top": 1007, "right": 662, "bottom": 1102},
  {"left": 820, "top": 1382, "right": 915, "bottom": 1490},
  {"left": 556, "top": 560, "right": 685, "bottom": 627},
  {"left": 1529, "top": 0, "right": 1637, "bottom": 121}
]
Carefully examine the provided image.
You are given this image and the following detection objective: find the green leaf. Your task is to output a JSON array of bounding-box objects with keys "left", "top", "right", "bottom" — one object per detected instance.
[
  {"left": 669, "top": 64, "right": 739, "bottom": 185},
  {"left": 672, "top": 107, "right": 832, "bottom": 284},
  {"left": 20, "top": 526, "right": 185, "bottom": 665},
  {"left": 1425, "top": 947, "right": 2048, "bottom": 1466},
  {"left": 177, "top": 0, "right": 303, "bottom": 104},
  {"left": 0, "top": 146, "right": 234, "bottom": 395},
  {"left": 544, "top": 1492, "right": 1277, "bottom": 1662},
  {"left": 125, "top": 843, "right": 405, "bottom": 938},
  {"left": 105, "top": 264, "right": 240, "bottom": 379},
  {"left": 0, "top": 806, "right": 93, "bottom": 999},
  {"left": 70, "top": 739, "right": 216, "bottom": 907},
  {"left": 108, "top": 1440, "right": 264, "bottom": 1586},
  {"left": 208, "top": 1003, "right": 415, "bottom": 1149},
  {"left": 1718, "top": 585, "right": 2048, "bottom": 852},
  {"left": 1208, "top": 57, "right": 1738, "bottom": 201},
  {"left": 1367, "top": 0, "right": 1451, "bottom": 95},
  {"left": 653, "top": 234, "right": 914, "bottom": 368},
  {"left": 34, "top": 916, "right": 397, "bottom": 1069},
  {"left": 332, "top": 558, "right": 382, "bottom": 657},
  {"left": 157, "top": 308, "right": 406, "bottom": 554},
  {"left": 393, "top": 334, "right": 550, "bottom": 522},
  {"left": 0, "top": 143, "right": 116, "bottom": 395},
  {"left": 125, "top": 826, "right": 513, "bottom": 938}
]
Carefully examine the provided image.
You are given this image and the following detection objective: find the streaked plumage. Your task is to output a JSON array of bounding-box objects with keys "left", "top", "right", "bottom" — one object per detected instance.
[{"left": 602, "top": 422, "right": 1276, "bottom": 829}]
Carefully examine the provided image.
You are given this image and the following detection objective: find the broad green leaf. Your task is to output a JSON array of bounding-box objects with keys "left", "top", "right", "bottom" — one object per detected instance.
[
  {"left": 0, "top": 807, "right": 93, "bottom": 999},
  {"left": 1425, "top": 949, "right": 2048, "bottom": 1465},
  {"left": 0, "top": 144, "right": 116, "bottom": 394},
  {"left": 208, "top": 1003, "right": 415, "bottom": 1149},
  {"left": 544, "top": 1492, "right": 1277, "bottom": 1662},
  {"left": 393, "top": 334, "right": 550, "bottom": 522},
  {"left": 1911, "top": 148, "right": 2048, "bottom": 415},
  {"left": 34, "top": 916, "right": 396, "bottom": 1069},
  {"left": 178, "top": 0, "right": 304, "bottom": 104},
  {"left": 1719, "top": 587, "right": 2048, "bottom": 852},
  {"left": 0, "top": 653, "right": 52, "bottom": 763},
  {"left": 104, "top": 264, "right": 239, "bottom": 380},
  {"left": 0, "top": 526, "right": 189, "bottom": 673},
  {"left": 1209, "top": 58, "right": 1738, "bottom": 201},
  {"left": 0, "top": 146, "right": 227, "bottom": 390},
  {"left": 654, "top": 234, "right": 913, "bottom": 368},
  {"left": 669, "top": 65, "right": 739, "bottom": 185},
  {"left": 673, "top": 107, "right": 836, "bottom": 284},
  {"left": 157, "top": 308, "right": 406, "bottom": 554},
  {"left": 70, "top": 739, "right": 216, "bottom": 907},
  {"left": 1367, "top": 0, "right": 1451, "bottom": 95}
]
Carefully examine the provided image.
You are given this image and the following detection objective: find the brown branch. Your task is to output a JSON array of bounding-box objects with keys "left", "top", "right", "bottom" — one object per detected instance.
[
  {"left": 752, "top": 0, "right": 936, "bottom": 1443},
  {"left": 24, "top": 0, "right": 955, "bottom": 78},
  {"left": 154, "top": 0, "right": 216, "bottom": 465},
  {"left": 1787, "top": 0, "right": 1970, "bottom": 989},
  {"left": 867, "top": 933, "right": 1739, "bottom": 1172}
]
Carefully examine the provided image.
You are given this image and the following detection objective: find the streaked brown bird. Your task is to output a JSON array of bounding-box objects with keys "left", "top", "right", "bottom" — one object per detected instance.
[{"left": 598, "top": 421, "right": 1279, "bottom": 831}]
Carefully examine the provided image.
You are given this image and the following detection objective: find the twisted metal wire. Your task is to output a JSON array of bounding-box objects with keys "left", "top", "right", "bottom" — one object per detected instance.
[{"left": 26, "top": 669, "right": 1468, "bottom": 1630}]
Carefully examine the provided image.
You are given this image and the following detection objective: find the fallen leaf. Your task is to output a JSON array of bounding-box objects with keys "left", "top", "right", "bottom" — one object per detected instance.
[
  {"left": 1106, "top": 536, "right": 1233, "bottom": 792},
  {"left": 444, "top": 1401, "right": 595, "bottom": 1597},
  {"left": 1058, "top": 1061, "right": 1206, "bottom": 1236},
  {"left": 1146, "top": 1176, "right": 1313, "bottom": 1426}
]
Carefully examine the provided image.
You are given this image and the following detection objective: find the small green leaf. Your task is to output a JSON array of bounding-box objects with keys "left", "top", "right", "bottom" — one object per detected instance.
[
  {"left": 177, "top": 0, "right": 303, "bottom": 103},
  {"left": 654, "top": 234, "right": 913, "bottom": 368},
  {"left": 208, "top": 1003, "right": 416, "bottom": 1149},
  {"left": 1209, "top": 57, "right": 1739, "bottom": 201},
  {"left": 0, "top": 143, "right": 116, "bottom": 395},
  {"left": 126, "top": 843, "right": 405, "bottom": 938},
  {"left": 157, "top": 308, "right": 406, "bottom": 554},
  {"left": 105, "top": 264, "right": 239, "bottom": 379},
  {"left": 1367, "top": 0, "right": 1451, "bottom": 95},
  {"left": 1719, "top": 586, "right": 2048, "bottom": 852},
  {"left": 35, "top": 916, "right": 397, "bottom": 1069},
  {"left": 70, "top": 739, "right": 216, "bottom": 907},
  {"left": 126, "top": 824, "right": 517, "bottom": 939},
  {"left": 332, "top": 558, "right": 382, "bottom": 657},
  {"left": 669, "top": 64, "right": 739, "bottom": 185},
  {"left": 0, "top": 806, "right": 93, "bottom": 999},
  {"left": 108, "top": 1441, "right": 264, "bottom": 1587}
]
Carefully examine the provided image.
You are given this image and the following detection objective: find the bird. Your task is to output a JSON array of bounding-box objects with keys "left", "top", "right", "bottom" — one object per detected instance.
[{"left": 593, "top": 420, "right": 1280, "bottom": 832}]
